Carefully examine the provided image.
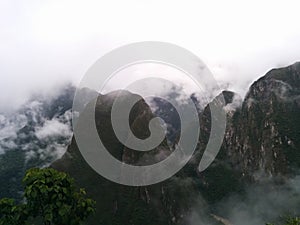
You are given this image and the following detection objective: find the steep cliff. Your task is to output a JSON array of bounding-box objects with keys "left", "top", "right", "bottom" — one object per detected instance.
[
  {"left": 226, "top": 62, "right": 300, "bottom": 178},
  {"left": 51, "top": 90, "right": 205, "bottom": 225}
]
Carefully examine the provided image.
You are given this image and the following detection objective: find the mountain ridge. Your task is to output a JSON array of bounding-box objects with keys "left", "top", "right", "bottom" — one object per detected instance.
[{"left": 52, "top": 62, "right": 300, "bottom": 224}]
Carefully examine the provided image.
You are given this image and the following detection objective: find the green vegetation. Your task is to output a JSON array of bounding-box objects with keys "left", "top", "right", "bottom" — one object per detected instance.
[
  {"left": 267, "top": 216, "right": 300, "bottom": 225},
  {"left": 0, "top": 168, "right": 96, "bottom": 225},
  {"left": 0, "top": 198, "right": 29, "bottom": 225}
]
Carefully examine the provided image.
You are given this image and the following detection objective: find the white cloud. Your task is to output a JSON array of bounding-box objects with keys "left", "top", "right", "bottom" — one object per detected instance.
[
  {"left": 224, "top": 93, "right": 243, "bottom": 113},
  {"left": 35, "top": 118, "right": 72, "bottom": 140},
  {"left": 0, "top": 0, "right": 300, "bottom": 110},
  {"left": 0, "top": 114, "right": 27, "bottom": 140}
]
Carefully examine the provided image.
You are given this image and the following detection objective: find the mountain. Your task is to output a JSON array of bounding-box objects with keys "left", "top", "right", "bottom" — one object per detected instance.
[
  {"left": 193, "top": 63, "right": 300, "bottom": 206},
  {"left": 52, "top": 62, "right": 300, "bottom": 225},
  {"left": 0, "top": 84, "right": 75, "bottom": 200},
  {"left": 0, "top": 62, "right": 299, "bottom": 224},
  {"left": 225, "top": 62, "right": 300, "bottom": 178},
  {"left": 51, "top": 89, "right": 239, "bottom": 225},
  {"left": 52, "top": 90, "right": 199, "bottom": 225}
]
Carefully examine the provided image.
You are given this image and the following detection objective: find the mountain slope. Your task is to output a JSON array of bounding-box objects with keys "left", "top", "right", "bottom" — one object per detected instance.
[
  {"left": 52, "top": 90, "right": 199, "bottom": 225},
  {"left": 46, "top": 62, "right": 300, "bottom": 224},
  {"left": 225, "top": 62, "right": 300, "bottom": 178}
]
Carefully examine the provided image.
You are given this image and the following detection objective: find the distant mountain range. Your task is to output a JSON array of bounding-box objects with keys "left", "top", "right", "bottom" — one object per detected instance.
[
  {"left": 0, "top": 84, "right": 75, "bottom": 199},
  {"left": 1, "top": 62, "right": 300, "bottom": 224}
]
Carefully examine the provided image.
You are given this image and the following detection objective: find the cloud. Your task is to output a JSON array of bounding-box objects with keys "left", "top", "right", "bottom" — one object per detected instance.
[
  {"left": 25, "top": 109, "right": 73, "bottom": 162},
  {"left": 224, "top": 93, "right": 243, "bottom": 113},
  {"left": 35, "top": 117, "right": 72, "bottom": 140},
  {"left": 0, "top": 88, "right": 73, "bottom": 169},
  {"left": 1, "top": 0, "right": 300, "bottom": 110},
  {"left": 0, "top": 114, "right": 27, "bottom": 140},
  {"left": 189, "top": 175, "right": 300, "bottom": 225}
]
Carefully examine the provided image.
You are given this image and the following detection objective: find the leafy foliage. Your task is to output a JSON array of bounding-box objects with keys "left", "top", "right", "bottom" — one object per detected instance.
[
  {"left": 0, "top": 198, "right": 29, "bottom": 225},
  {"left": 0, "top": 168, "right": 96, "bottom": 225}
]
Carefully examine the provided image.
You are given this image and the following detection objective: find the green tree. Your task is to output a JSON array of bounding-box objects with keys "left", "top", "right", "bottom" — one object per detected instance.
[
  {"left": 0, "top": 198, "right": 29, "bottom": 225},
  {"left": 0, "top": 168, "right": 96, "bottom": 225}
]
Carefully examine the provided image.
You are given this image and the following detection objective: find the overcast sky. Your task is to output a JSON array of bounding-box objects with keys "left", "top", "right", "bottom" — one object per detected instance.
[{"left": 1, "top": 0, "right": 300, "bottom": 111}]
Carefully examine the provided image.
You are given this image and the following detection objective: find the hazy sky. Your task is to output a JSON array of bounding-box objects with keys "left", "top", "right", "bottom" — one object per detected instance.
[{"left": 1, "top": 0, "right": 300, "bottom": 111}]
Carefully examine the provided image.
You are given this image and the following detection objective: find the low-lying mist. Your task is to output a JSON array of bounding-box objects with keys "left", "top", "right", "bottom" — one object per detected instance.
[{"left": 189, "top": 175, "right": 300, "bottom": 225}]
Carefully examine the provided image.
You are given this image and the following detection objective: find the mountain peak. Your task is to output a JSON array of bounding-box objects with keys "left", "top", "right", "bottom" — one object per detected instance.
[{"left": 259, "top": 61, "right": 300, "bottom": 86}]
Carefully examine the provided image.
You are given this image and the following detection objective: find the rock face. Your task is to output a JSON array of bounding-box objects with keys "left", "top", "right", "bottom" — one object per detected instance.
[
  {"left": 51, "top": 62, "right": 300, "bottom": 225},
  {"left": 52, "top": 90, "right": 201, "bottom": 225},
  {"left": 225, "top": 62, "right": 300, "bottom": 178},
  {"left": 193, "top": 90, "right": 245, "bottom": 204}
]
